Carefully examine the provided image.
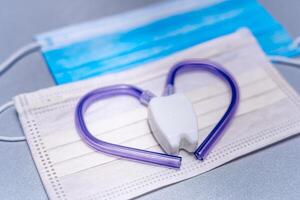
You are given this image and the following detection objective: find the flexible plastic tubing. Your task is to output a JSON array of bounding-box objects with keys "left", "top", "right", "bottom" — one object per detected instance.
[
  {"left": 75, "top": 84, "right": 182, "bottom": 168},
  {"left": 164, "top": 60, "right": 239, "bottom": 160}
]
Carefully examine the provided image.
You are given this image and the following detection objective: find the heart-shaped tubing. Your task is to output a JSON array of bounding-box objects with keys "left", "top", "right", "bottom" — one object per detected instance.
[
  {"left": 75, "top": 84, "right": 182, "bottom": 168},
  {"left": 164, "top": 60, "right": 240, "bottom": 160}
]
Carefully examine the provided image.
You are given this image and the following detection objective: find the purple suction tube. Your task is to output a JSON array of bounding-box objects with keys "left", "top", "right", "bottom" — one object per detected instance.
[
  {"left": 75, "top": 84, "right": 182, "bottom": 168},
  {"left": 164, "top": 60, "right": 239, "bottom": 160}
]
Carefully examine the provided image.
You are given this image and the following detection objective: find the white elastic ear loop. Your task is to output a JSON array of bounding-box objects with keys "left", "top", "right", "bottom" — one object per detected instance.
[
  {"left": 0, "top": 42, "right": 39, "bottom": 141},
  {"left": 269, "top": 36, "right": 300, "bottom": 68},
  {"left": 0, "top": 101, "right": 26, "bottom": 142},
  {"left": 269, "top": 55, "right": 300, "bottom": 67},
  {"left": 0, "top": 42, "right": 41, "bottom": 75}
]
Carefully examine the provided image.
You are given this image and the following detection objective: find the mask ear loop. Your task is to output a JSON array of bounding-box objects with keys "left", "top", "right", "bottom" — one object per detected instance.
[
  {"left": 164, "top": 60, "right": 239, "bottom": 160},
  {"left": 0, "top": 42, "right": 41, "bottom": 75},
  {"left": 75, "top": 84, "right": 182, "bottom": 168},
  {"left": 0, "top": 101, "right": 26, "bottom": 142},
  {"left": 269, "top": 36, "right": 300, "bottom": 68},
  {"left": 269, "top": 55, "right": 300, "bottom": 67}
]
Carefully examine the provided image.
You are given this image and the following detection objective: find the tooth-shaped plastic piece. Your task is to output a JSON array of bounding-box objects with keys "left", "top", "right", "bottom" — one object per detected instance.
[{"left": 148, "top": 93, "right": 198, "bottom": 155}]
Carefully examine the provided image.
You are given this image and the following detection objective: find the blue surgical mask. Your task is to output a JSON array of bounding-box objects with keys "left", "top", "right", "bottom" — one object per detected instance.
[{"left": 35, "top": 0, "right": 299, "bottom": 84}]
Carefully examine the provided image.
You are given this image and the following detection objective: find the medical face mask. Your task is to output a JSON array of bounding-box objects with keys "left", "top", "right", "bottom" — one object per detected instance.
[
  {"left": 1, "top": 29, "right": 299, "bottom": 200},
  {"left": 36, "top": 0, "right": 300, "bottom": 84},
  {"left": 1, "top": 0, "right": 299, "bottom": 84}
]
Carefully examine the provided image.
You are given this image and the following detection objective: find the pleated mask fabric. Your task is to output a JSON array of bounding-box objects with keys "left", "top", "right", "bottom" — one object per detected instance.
[{"left": 14, "top": 29, "right": 300, "bottom": 199}]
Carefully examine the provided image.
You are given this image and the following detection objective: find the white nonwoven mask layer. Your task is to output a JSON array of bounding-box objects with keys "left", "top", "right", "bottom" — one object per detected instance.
[{"left": 14, "top": 29, "right": 300, "bottom": 200}]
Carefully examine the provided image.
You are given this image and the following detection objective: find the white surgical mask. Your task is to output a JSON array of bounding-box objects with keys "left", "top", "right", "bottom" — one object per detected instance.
[{"left": 2, "top": 29, "right": 300, "bottom": 200}]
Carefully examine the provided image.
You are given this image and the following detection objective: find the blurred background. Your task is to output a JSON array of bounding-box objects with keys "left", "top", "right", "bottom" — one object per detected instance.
[{"left": 0, "top": 1, "right": 300, "bottom": 199}]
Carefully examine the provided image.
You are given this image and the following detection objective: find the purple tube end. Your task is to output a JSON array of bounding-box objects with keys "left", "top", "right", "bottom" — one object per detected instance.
[{"left": 194, "top": 151, "right": 205, "bottom": 161}]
